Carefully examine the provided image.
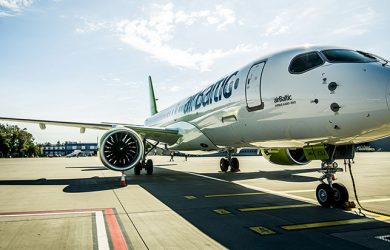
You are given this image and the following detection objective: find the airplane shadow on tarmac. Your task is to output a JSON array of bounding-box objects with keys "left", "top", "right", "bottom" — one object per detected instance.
[
  {"left": 65, "top": 166, "right": 110, "bottom": 171},
  {"left": 202, "top": 168, "right": 319, "bottom": 182},
  {"left": 0, "top": 176, "right": 122, "bottom": 192},
  {"left": 0, "top": 167, "right": 317, "bottom": 194},
  {"left": 0, "top": 167, "right": 318, "bottom": 194}
]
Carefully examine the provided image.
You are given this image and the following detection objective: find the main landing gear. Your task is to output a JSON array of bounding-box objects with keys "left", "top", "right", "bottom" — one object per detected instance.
[
  {"left": 316, "top": 160, "right": 349, "bottom": 208},
  {"left": 134, "top": 140, "right": 159, "bottom": 175},
  {"left": 220, "top": 150, "right": 240, "bottom": 172}
]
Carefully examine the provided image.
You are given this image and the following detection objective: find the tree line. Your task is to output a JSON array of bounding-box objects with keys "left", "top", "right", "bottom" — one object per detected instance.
[{"left": 0, "top": 124, "right": 41, "bottom": 158}]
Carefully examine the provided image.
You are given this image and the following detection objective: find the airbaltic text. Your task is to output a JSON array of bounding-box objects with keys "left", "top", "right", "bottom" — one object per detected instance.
[{"left": 181, "top": 71, "right": 240, "bottom": 114}]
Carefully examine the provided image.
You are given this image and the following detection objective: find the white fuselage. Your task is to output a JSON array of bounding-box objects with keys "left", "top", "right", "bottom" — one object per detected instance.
[{"left": 144, "top": 46, "right": 390, "bottom": 151}]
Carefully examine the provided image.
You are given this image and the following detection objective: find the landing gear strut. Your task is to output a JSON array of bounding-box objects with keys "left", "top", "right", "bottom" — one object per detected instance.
[
  {"left": 316, "top": 160, "right": 349, "bottom": 208},
  {"left": 220, "top": 150, "right": 240, "bottom": 172},
  {"left": 134, "top": 139, "right": 159, "bottom": 175}
]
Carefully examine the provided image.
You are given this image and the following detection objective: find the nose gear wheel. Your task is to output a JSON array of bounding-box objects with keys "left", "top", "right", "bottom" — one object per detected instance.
[
  {"left": 316, "top": 184, "right": 334, "bottom": 207},
  {"left": 316, "top": 149, "right": 350, "bottom": 208},
  {"left": 332, "top": 183, "right": 349, "bottom": 208}
]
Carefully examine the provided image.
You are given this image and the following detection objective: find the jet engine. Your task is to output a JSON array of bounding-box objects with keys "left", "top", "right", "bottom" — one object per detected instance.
[
  {"left": 99, "top": 128, "right": 144, "bottom": 171},
  {"left": 261, "top": 148, "right": 310, "bottom": 165}
]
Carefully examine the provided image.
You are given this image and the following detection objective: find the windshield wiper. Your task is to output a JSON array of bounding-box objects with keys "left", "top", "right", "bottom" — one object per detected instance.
[
  {"left": 358, "top": 50, "right": 389, "bottom": 66},
  {"left": 378, "top": 58, "right": 388, "bottom": 66}
]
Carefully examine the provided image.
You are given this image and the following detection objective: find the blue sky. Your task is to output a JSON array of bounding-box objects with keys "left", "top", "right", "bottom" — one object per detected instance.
[{"left": 1, "top": 0, "right": 389, "bottom": 143}]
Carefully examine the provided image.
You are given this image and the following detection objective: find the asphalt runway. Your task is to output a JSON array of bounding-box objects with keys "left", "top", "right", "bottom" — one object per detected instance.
[{"left": 0, "top": 153, "right": 389, "bottom": 249}]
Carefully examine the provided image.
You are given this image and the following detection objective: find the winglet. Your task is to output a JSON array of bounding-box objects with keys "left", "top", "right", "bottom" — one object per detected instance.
[{"left": 148, "top": 76, "right": 158, "bottom": 116}]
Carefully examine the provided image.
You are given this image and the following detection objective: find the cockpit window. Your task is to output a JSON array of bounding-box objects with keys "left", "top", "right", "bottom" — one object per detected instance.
[
  {"left": 357, "top": 51, "right": 389, "bottom": 66},
  {"left": 321, "top": 49, "right": 377, "bottom": 63},
  {"left": 289, "top": 52, "right": 324, "bottom": 74}
]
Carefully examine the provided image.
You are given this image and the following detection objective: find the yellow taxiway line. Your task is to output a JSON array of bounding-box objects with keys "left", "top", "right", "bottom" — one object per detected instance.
[
  {"left": 249, "top": 226, "right": 276, "bottom": 235},
  {"left": 281, "top": 217, "right": 374, "bottom": 231},
  {"left": 213, "top": 209, "right": 231, "bottom": 215},
  {"left": 205, "top": 192, "right": 265, "bottom": 198},
  {"left": 238, "top": 203, "right": 316, "bottom": 212}
]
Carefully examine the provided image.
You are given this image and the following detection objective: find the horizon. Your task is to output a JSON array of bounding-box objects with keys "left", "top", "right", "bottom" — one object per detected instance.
[{"left": 1, "top": 0, "right": 389, "bottom": 143}]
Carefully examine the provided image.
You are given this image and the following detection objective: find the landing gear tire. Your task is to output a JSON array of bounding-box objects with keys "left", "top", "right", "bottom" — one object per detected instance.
[
  {"left": 134, "top": 163, "right": 141, "bottom": 175},
  {"left": 146, "top": 159, "right": 154, "bottom": 175},
  {"left": 332, "top": 183, "right": 349, "bottom": 208},
  {"left": 316, "top": 183, "right": 334, "bottom": 208},
  {"left": 230, "top": 158, "right": 240, "bottom": 172},
  {"left": 220, "top": 158, "right": 229, "bottom": 172}
]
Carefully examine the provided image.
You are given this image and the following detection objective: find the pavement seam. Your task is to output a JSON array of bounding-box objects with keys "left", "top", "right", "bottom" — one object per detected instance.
[
  {"left": 112, "top": 188, "right": 149, "bottom": 250},
  {"left": 101, "top": 170, "right": 149, "bottom": 250}
]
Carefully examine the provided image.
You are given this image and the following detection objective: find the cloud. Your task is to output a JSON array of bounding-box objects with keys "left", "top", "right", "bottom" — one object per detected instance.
[
  {"left": 76, "top": 17, "right": 108, "bottom": 33},
  {"left": 168, "top": 85, "right": 182, "bottom": 92},
  {"left": 174, "top": 4, "right": 236, "bottom": 30},
  {"left": 0, "top": 11, "right": 11, "bottom": 16},
  {"left": 114, "top": 3, "right": 255, "bottom": 71},
  {"left": 212, "top": 5, "right": 236, "bottom": 30},
  {"left": 331, "top": 9, "right": 375, "bottom": 36},
  {"left": 262, "top": 3, "right": 376, "bottom": 39},
  {"left": 265, "top": 12, "right": 290, "bottom": 36},
  {"left": 75, "top": 3, "right": 267, "bottom": 71},
  {"left": 118, "top": 26, "right": 254, "bottom": 71},
  {"left": 105, "top": 81, "right": 137, "bottom": 87},
  {"left": 0, "top": 0, "right": 33, "bottom": 16},
  {"left": 99, "top": 74, "right": 137, "bottom": 87}
]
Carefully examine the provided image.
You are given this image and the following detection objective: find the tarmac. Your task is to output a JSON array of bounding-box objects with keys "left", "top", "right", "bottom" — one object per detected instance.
[{"left": 0, "top": 153, "right": 389, "bottom": 249}]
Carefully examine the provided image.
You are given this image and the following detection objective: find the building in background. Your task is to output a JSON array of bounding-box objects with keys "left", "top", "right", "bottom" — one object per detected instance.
[
  {"left": 40, "top": 137, "right": 390, "bottom": 157},
  {"left": 42, "top": 142, "right": 98, "bottom": 157},
  {"left": 367, "top": 137, "right": 390, "bottom": 151}
]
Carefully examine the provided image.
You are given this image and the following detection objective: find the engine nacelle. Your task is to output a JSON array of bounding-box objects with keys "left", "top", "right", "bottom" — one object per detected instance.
[
  {"left": 261, "top": 148, "right": 310, "bottom": 166},
  {"left": 99, "top": 128, "right": 144, "bottom": 171}
]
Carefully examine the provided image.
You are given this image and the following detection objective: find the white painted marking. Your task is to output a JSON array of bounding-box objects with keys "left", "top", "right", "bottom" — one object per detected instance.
[
  {"left": 187, "top": 172, "right": 230, "bottom": 183},
  {"left": 281, "top": 189, "right": 314, "bottom": 194},
  {"left": 0, "top": 211, "right": 92, "bottom": 217},
  {"left": 360, "top": 198, "right": 390, "bottom": 203},
  {"left": 0, "top": 210, "right": 112, "bottom": 250},
  {"left": 185, "top": 171, "right": 318, "bottom": 204},
  {"left": 375, "top": 235, "right": 390, "bottom": 243},
  {"left": 234, "top": 183, "right": 318, "bottom": 204},
  {"left": 95, "top": 211, "right": 110, "bottom": 250}
]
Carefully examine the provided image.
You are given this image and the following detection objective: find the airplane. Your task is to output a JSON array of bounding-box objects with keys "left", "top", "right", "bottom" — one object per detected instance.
[{"left": 1, "top": 45, "right": 390, "bottom": 208}]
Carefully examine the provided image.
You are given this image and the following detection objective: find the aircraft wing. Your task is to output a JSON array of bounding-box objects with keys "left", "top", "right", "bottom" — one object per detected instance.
[{"left": 0, "top": 117, "right": 181, "bottom": 145}]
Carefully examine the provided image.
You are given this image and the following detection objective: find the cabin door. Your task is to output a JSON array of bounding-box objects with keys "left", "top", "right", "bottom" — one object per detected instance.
[{"left": 245, "top": 62, "right": 265, "bottom": 111}]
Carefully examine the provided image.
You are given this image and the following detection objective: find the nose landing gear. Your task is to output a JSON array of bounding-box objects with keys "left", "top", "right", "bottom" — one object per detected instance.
[{"left": 316, "top": 161, "right": 350, "bottom": 208}]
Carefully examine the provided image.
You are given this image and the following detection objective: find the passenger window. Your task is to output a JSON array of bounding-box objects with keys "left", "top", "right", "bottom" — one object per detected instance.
[{"left": 289, "top": 52, "right": 324, "bottom": 74}]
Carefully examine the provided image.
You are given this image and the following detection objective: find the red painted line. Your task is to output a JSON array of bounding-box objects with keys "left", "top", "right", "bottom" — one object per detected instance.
[
  {"left": 0, "top": 208, "right": 104, "bottom": 216},
  {"left": 104, "top": 208, "right": 128, "bottom": 250},
  {"left": 1, "top": 208, "right": 129, "bottom": 249}
]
